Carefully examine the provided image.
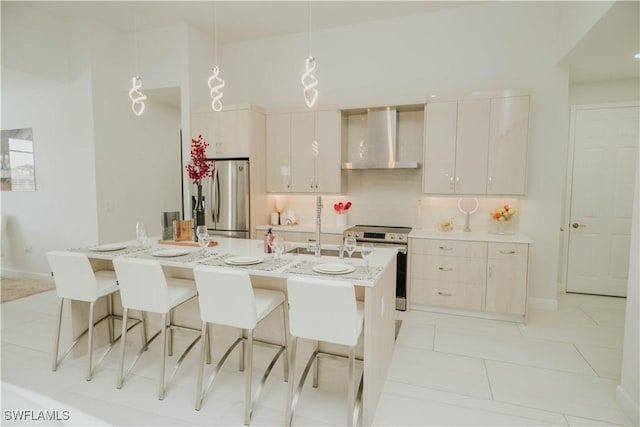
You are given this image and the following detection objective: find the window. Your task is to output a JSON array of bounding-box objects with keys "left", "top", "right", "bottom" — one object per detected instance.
[{"left": 1, "top": 128, "right": 36, "bottom": 191}]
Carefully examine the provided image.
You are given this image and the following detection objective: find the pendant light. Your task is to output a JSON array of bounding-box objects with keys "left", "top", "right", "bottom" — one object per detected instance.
[
  {"left": 129, "top": 10, "right": 146, "bottom": 116},
  {"left": 207, "top": 2, "right": 225, "bottom": 112},
  {"left": 301, "top": 1, "right": 318, "bottom": 108}
]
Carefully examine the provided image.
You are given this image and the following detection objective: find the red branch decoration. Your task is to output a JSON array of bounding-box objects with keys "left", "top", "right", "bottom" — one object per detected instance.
[{"left": 185, "top": 135, "right": 214, "bottom": 186}]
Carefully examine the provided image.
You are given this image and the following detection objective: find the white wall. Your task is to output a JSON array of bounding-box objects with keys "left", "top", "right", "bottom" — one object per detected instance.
[
  {"left": 617, "top": 140, "right": 639, "bottom": 424},
  {"left": 569, "top": 78, "right": 640, "bottom": 105},
  {"left": 224, "top": 1, "right": 581, "bottom": 303},
  {"left": 1, "top": 6, "right": 97, "bottom": 277}
]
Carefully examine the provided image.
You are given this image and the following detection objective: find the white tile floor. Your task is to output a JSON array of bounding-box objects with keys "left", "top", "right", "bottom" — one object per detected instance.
[{"left": 0, "top": 290, "right": 632, "bottom": 426}]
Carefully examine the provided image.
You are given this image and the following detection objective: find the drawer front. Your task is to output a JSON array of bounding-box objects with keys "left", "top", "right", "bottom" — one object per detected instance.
[
  {"left": 411, "top": 279, "right": 483, "bottom": 310},
  {"left": 410, "top": 255, "right": 485, "bottom": 286},
  {"left": 488, "top": 242, "right": 528, "bottom": 261},
  {"left": 410, "top": 238, "right": 486, "bottom": 258}
]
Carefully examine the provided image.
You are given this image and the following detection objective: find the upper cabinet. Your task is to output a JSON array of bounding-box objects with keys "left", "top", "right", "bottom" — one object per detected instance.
[
  {"left": 191, "top": 109, "right": 251, "bottom": 158},
  {"left": 423, "top": 94, "right": 529, "bottom": 196},
  {"left": 266, "top": 113, "right": 292, "bottom": 192},
  {"left": 266, "top": 109, "right": 343, "bottom": 194},
  {"left": 487, "top": 96, "right": 530, "bottom": 195}
]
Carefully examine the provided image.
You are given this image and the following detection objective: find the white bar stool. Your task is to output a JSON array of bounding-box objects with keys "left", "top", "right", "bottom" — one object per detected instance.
[
  {"left": 47, "top": 251, "right": 139, "bottom": 381},
  {"left": 193, "top": 266, "right": 288, "bottom": 425},
  {"left": 113, "top": 257, "right": 206, "bottom": 400},
  {"left": 286, "top": 276, "right": 364, "bottom": 427}
]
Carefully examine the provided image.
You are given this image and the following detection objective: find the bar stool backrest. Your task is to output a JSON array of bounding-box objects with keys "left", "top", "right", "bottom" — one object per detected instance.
[
  {"left": 193, "top": 266, "right": 258, "bottom": 329},
  {"left": 46, "top": 251, "right": 101, "bottom": 302},
  {"left": 286, "top": 277, "right": 359, "bottom": 346},
  {"left": 113, "top": 258, "right": 171, "bottom": 314}
]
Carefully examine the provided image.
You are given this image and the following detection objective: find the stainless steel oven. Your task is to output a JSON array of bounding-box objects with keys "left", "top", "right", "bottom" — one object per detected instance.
[{"left": 343, "top": 225, "right": 410, "bottom": 311}]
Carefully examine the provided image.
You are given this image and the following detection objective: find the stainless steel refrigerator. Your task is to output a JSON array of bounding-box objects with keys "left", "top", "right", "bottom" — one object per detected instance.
[{"left": 198, "top": 158, "right": 250, "bottom": 239}]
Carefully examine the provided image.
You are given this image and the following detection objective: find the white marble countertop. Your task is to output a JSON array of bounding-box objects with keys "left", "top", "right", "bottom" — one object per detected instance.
[
  {"left": 409, "top": 229, "right": 532, "bottom": 244},
  {"left": 80, "top": 236, "right": 397, "bottom": 287}
]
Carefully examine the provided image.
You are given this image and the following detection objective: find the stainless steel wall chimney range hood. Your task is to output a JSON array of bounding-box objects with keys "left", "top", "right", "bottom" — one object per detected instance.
[{"left": 342, "top": 106, "right": 419, "bottom": 170}]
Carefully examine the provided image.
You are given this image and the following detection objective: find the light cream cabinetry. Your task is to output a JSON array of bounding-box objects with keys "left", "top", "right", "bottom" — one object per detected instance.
[
  {"left": 191, "top": 109, "right": 251, "bottom": 157},
  {"left": 266, "top": 114, "right": 291, "bottom": 192},
  {"left": 423, "top": 94, "right": 529, "bottom": 196},
  {"left": 423, "top": 100, "right": 490, "bottom": 194},
  {"left": 486, "top": 242, "right": 529, "bottom": 315},
  {"left": 410, "top": 239, "right": 486, "bottom": 310},
  {"left": 487, "top": 96, "right": 530, "bottom": 195},
  {"left": 266, "top": 109, "right": 343, "bottom": 193},
  {"left": 409, "top": 236, "right": 530, "bottom": 317}
]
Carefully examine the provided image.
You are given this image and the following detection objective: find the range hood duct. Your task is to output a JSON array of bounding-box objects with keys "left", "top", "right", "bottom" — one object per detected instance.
[{"left": 342, "top": 107, "right": 419, "bottom": 170}]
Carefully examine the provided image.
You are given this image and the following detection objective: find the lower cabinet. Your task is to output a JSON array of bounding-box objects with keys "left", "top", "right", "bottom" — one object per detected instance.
[
  {"left": 486, "top": 242, "right": 529, "bottom": 315},
  {"left": 409, "top": 237, "right": 529, "bottom": 316}
]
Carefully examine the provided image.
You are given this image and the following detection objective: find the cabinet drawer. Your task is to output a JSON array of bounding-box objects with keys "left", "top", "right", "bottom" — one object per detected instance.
[
  {"left": 488, "top": 242, "right": 528, "bottom": 261},
  {"left": 410, "top": 255, "right": 485, "bottom": 286},
  {"left": 411, "top": 279, "right": 483, "bottom": 310},
  {"left": 411, "top": 238, "right": 486, "bottom": 258}
]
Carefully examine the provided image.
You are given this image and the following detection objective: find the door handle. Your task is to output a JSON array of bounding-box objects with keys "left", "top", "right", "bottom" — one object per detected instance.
[
  {"left": 572, "top": 223, "right": 586, "bottom": 229},
  {"left": 438, "top": 267, "right": 453, "bottom": 271}
]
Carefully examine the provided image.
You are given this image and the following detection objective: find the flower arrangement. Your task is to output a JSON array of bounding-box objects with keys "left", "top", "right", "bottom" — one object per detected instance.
[
  {"left": 185, "top": 135, "right": 214, "bottom": 186},
  {"left": 333, "top": 201, "right": 352, "bottom": 214},
  {"left": 491, "top": 204, "right": 517, "bottom": 222}
]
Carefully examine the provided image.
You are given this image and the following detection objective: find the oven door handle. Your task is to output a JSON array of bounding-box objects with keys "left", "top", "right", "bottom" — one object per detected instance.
[{"left": 355, "top": 241, "right": 407, "bottom": 254}]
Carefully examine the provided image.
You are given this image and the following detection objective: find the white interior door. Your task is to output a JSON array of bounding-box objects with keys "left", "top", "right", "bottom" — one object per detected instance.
[{"left": 567, "top": 104, "right": 639, "bottom": 296}]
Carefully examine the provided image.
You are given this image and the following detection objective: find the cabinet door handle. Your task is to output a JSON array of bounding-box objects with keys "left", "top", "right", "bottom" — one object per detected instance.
[
  {"left": 438, "top": 267, "right": 453, "bottom": 271},
  {"left": 449, "top": 176, "right": 454, "bottom": 190},
  {"left": 438, "top": 291, "right": 452, "bottom": 297},
  {"left": 488, "top": 265, "right": 493, "bottom": 278},
  {"left": 499, "top": 250, "right": 516, "bottom": 255},
  {"left": 439, "top": 246, "right": 454, "bottom": 251},
  {"left": 488, "top": 176, "right": 493, "bottom": 189}
]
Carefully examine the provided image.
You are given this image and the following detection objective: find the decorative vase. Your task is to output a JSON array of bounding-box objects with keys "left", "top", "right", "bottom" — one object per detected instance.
[
  {"left": 492, "top": 220, "right": 512, "bottom": 235},
  {"left": 192, "top": 185, "right": 205, "bottom": 241},
  {"left": 336, "top": 213, "right": 348, "bottom": 230}
]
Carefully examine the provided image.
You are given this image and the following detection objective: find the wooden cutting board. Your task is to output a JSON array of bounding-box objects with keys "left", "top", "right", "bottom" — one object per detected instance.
[{"left": 158, "top": 240, "right": 218, "bottom": 247}]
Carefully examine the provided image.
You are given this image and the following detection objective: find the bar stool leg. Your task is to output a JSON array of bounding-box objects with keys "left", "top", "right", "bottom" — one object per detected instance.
[
  {"left": 239, "top": 329, "right": 245, "bottom": 372},
  {"left": 52, "top": 298, "right": 64, "bottom": 371},
  {"left": 195, "top": 321, "right": 207, "bottom": 411},
  {"left": 205, "top": 324, "right": 212, "bottom": 365},
  {"left": 244, "top": 329, "right": 254, "bottom": 426},
  {"left": 86, "top": 301, "right": 95, "bottom": 381},
  {"left": 285, "top": 336, "right": 297, "bottom": 427},
  {"left": 347, "top": 346, "right": 356, "bottom": 427},
  {"left": 312, "top": 340, "right": 319, "bottom": 388},
  {"left": 168, "top": 310, "right": 174, "bottom": 357},
  {"left": 107, "top": 294, "right": 114, "bottom": 344},
  {"left": 117, "top": 308, "right": 129, "bottom": 389},
  {"left": 139, "top": 311, "right": 147, "bottom": 348},
  {"left": 282, "top": 304, "right": 289, "bottom": 382},
  {"left": 159, "top": 313, "right": 168, "bottom": 400}
]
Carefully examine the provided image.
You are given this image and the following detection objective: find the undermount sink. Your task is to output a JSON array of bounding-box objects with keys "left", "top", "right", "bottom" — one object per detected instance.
[{"left": 286, "top": 247, "right": 362, "bottom": 259}]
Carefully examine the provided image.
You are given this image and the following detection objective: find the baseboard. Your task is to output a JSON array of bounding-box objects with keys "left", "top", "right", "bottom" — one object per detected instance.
[
  {"left": 527, "top": 297, "right": 558, "bottom": 311},
  {"left": 616, "top": 385, "right": 639, "bottom": 425},
  {"left": 409, "top": 303, "right": 525, "bottom": 323},
  {"left": 0, "top": 268, "right": 53, "bottom": 282}
]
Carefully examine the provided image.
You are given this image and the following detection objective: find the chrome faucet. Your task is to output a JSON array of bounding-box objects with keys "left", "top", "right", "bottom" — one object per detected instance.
[{"left": 314, "top": 195, "right": 322, "bottom": 257}]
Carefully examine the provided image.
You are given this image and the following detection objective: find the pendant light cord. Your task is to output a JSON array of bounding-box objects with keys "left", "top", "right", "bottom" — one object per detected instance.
[
  {"left": 134, "top": 9, "right": 139, "bottom": 76},
  {"left": 213, "top": 2, "right": 218, "bottom": 65},
  {"left": 307, "top": 1, "right": 312, "bottom": 56}
]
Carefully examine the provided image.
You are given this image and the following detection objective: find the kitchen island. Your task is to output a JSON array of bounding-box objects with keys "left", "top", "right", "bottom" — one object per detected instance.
[{"left": 67, "top": 236, "right": 397, "bottom": 425}]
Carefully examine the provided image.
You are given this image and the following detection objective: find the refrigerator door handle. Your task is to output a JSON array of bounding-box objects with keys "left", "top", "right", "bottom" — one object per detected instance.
[
  {"left": 215, "top": 168, "right": 221, "bottom": 223},
  {"left": 211, "top": 169, "right": 219, "bottom": 224}
]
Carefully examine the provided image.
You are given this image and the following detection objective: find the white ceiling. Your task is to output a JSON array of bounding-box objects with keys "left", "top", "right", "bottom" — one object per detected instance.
[
  {"left": 18, "top": 1, "right": 640, "bottom": 84},
  {"left": 562, "top": 1, "right": 639, "bottom": 83}
]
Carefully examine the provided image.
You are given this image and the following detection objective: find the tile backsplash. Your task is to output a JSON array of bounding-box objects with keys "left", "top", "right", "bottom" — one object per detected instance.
[{"left": 264, "top": 169, "right": 521, "bottom": 234}]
